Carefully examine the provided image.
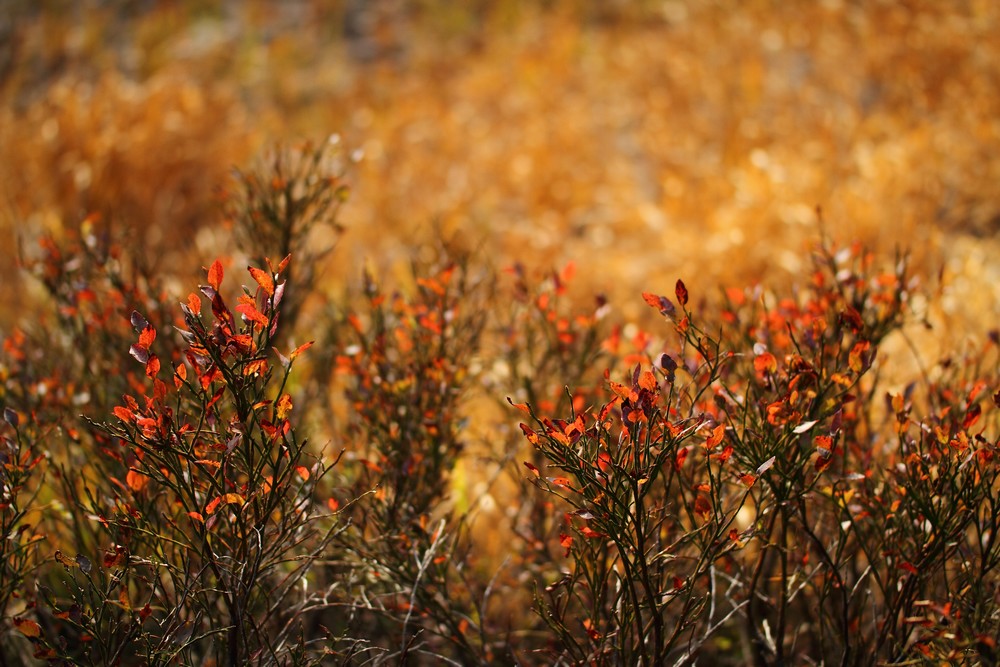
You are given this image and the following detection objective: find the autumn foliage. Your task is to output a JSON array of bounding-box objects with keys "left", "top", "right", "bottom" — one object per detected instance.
[{"left": 3, "top": 3, "right": 1000, "bottom": 665}]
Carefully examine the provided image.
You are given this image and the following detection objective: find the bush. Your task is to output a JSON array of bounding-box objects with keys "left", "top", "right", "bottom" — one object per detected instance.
[{"left": 2, "top": 150, "right": 998, "bottom": 665}]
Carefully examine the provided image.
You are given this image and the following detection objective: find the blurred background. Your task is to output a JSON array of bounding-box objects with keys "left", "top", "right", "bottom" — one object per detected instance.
[{"left": 1, "top": 0, "right": 998, "bottom": 344}]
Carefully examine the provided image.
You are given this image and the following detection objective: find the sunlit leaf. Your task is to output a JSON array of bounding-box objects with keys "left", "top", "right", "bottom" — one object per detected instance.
[
  {"left": 276, "top": 393, "right": 293, "bottom": 420},
  {"left": 248, "top": 265, "right": 275, "bottom": 297},
  {"left": 207, "top": 259, "right": 224, "bottom": 291},
  {"left": 289, "top": 341, "right": 314, "bottom": 360}
]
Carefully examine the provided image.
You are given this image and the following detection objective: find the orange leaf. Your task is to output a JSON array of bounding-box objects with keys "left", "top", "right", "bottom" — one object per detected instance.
[
  {"left": 506, "top": 397, "right": 532, "bottom": 415},
  {"left": 236, "top": 303, "right": 268, "bottom": 327},
  {"left": 276, "top": 393, "right": 293, "bottom": 420},
  {"left": 523, "top": 461, "right": 540, "bottom": 477},
  {"left": 849, "top": 340, "right": 871, "bottom": 373},
  {"left": 187, "top": 292, "right": 202, "bottom": 316},
  {"left": 295, "top": 465, "right": 310, "bottom": 481},
  {"left": 704, "top": 424, "right": 726, "bottom": 450},
  {"left": 327, "top": 497, "right": 340, "bottom": 512},
  {"left": 206, "top": 493, "right": 244, "bottom": 515},
  {"left": 559, "top": 533, "right": 573, "bottom": 556},
  {"left": 740, "top": 473, "right": 757, "bottom": 488},
  {"left": 289, "top": 341, "right": 314, "bottom": 361},
  {"left": 580, "top": 526, "right": 603, "bottom": 539},
  {"left": 638, "top": 370, "right": 657, "bottom": 392},
  {"left": 13, "top": 617, "right": 40, "bottom": 638},
  {"left": 754, "top": 352, "right": 777, "bottom": 375},
  {"left": 207, "top": 260, "right": 224, "bottom": 291},
  {"left": 113, "top": 406, "right": 134, "bottom": 422},
  {"left": 145, "top": 355, "right": 161, "bottom": 379},
  {"left": 248, "top": 266, "right": 275, "bottom": 297},
  {"left": 126, "top": 469, "right": 149, "bottom": 492},
  {"left": 138, "top": 326, "right": 156, "bottom": 349}
]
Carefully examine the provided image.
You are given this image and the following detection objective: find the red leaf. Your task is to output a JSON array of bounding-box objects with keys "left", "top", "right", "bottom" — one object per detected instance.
[
  {"left": 963, "top": 403, "right": 982, "bottom": 431},
  {"left": 693, "top": 495, "right": 711, "bottom": 517},
  {"left": 248, "top": 266, "right": 275, "bottom": 297},
  {"left": 675, "top": 279, "right": 689, "bottom": 307},
  {"left": 580, "top": 526, "right": 603, "bottom": 539},
  {"left": 207, "top": 260, "right": 224, "bottom": 291},
  {"left": 113, "top": 406, "right": 133, "bottom": 422},
  {"left": 523, "top": 461, "right": 541, "bottom": 477}
]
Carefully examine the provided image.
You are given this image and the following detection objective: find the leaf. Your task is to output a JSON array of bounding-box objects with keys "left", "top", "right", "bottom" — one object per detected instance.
[
  {"left": 206, "top": 493, "right": 244, "bottom": 515},
  {"left": 76, "top": 555, "right": 92, "bottom": 574},
  {"left": 523, "top": 461, "right": 540, "bottom": 477},
  {"left": 130, "top": 311, "right": 149, "bottom": 332},
  {"left": 711, "top": 445, "right": 734, "bottom": 462},
  {"left": 126, "top": 469, "right": 149, "bottom": 492},
  {"left": 4, "top": 407, "right": 18, "bottom": 428},
  {"left": 13, "top": 617, "right": 40, "bottom": 638},
  {"left": 186, "top": 292, "right": 202, "bottom": 316},
  {"left": 295, "top": 465, "right": 310, "bottom": 481},
  {"left": 704, "top": 423, "right": 726, "bottom": 450},
  {"left": 740, "top": 473, "right": 757, "bottom": 488},
  {"left": 276, "top": 394, "right": 293, "bottom": 420},
  {"left": 138, "top": 326, "right": 156, "bottom": 349},
  {"left": 207, "top": 260, "right": 224, "bottom": 291},
  {"left": 54, "top": 550, "right": 79, "bottom": 568},
  {"left": 963, "top": 403, "right": 982, "bottom": 431},
  {"left": 756, "top": 456, "right": 777, "bottom": 475},
  {"left": 506, "top": 397, "right": 532, "bottom": 415},
  {"left": 580, "top": 526, "right": 603, "bottom": 539},
  {"left": 187, "top": 512, "right": 204, "bottom": 523},
  {"left": 129, "top": 344, "right": 149, "bottom": 365},
  {"left": 641, "top": 292, "right": 675, "bottom": 317},
  {"left": 289, "top": 341, "right": 314, "bottom": 361},
  {"left": 849, "top": 340, "right": 872, "bottom": 373},
  {"left": 248, "top": 266, "right": 275, "bottom": 297},
  {"left": 236, "top": 303, "right": 268, "bottom": 327},
  {"left": 549, "top": 477, "right": 572, "bottom": 488},
  {"left": 754, "top": 352, "right": 778, "bottom": 375},
  {"left": 145, "top": 355, "right": 161, "bottom": 379},
  {"left": 113, "top": 406, "right": 133, "bottom": 422},
  {"left": 559, "top": 533, "right": 573, "bottom": 556},
  {"left": 793, "top": 420, "right": 818, "bottom": 434},
  {"left": 638, "top": 370, "right": 657, "bottom": 392},
  {"left": 675, "top": 279, "right": 689, "bottom": 307}
]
